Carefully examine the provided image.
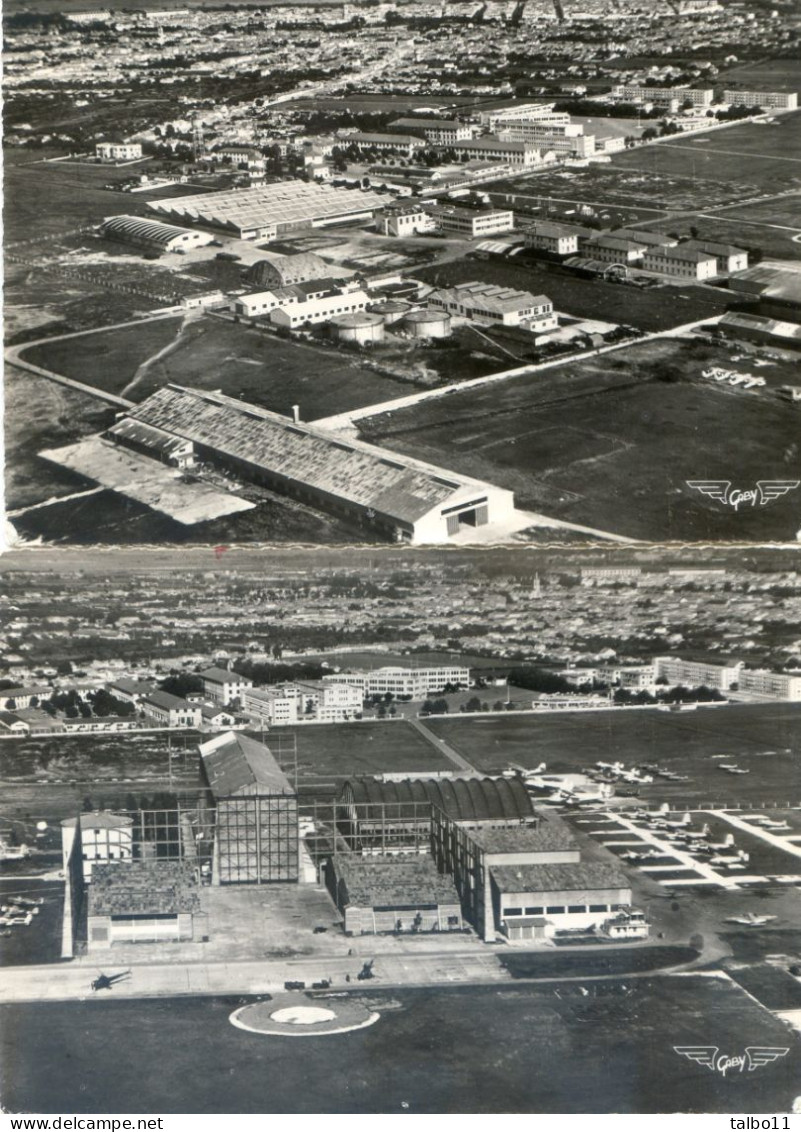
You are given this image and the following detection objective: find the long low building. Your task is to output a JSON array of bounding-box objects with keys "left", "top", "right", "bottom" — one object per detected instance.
[
  {"left": 100, "top": 214, "right": 216, "bottom": 254},
  {"left": 116, "top": 384, "right": 516, "bottom": 543},
  {"left": 148, "top": 181, "right": 388, "bottom": 241},
  {"left": 428, "top": 281, "right": 557, "bottom": 330}
]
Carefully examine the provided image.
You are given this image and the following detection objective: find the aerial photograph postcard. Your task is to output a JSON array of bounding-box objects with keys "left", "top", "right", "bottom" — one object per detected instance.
[
  {"left": 0, "top": 545, "right": 801, "bottom": 1115},
  {"left": 3, "top": 0, "right": 800, "bottom": 548}
]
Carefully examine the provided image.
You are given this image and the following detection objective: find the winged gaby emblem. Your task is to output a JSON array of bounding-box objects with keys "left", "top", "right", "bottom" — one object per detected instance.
[
  {"left": 686, "top": 481, "right": 800, "bottom": 509},
  {"left": 673, "top": 1046, "right": 789, "bottom": 1076}
]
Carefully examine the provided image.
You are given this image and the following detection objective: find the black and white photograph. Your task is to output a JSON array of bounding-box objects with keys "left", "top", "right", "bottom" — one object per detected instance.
[{"left": 2, "top": 0, "right": 801, "bottom": 1121}]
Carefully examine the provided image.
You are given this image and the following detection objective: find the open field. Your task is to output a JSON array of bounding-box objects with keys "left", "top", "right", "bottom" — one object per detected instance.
[
  {"left": 713, "top": 195, "right": 801, "bottom": 231},
  {"left": 358, "top": 338, "right": 801, "bottom": 543},
  {"left": 19, "top": 316, "right": 427, "bottom": 417},
  {"left": 646, "top": 210, "right": 801, "bottom": 263},
  {"left": 424, "top": 703, "right": 801, "bottom": 804},
  {"left": 717, "top": 57, "right": 801, "bottom": 93},
  {"left": 609, "top": 113, "right": 801, "bottom": 200},
  {"left": 2, "top": 978, "right": 798, "bottom": 1113},
  {"left": 0, "top": 880, "right": 65, "bottom": 968},
  {"left": 414, "top": 255, "right": 731, "bottom": 332},
  {"left": 260, "top": 721, "right": 450, "bottom": 784}
]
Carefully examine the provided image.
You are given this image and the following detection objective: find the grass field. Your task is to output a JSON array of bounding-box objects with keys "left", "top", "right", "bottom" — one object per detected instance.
[
  {"left": 2, "top": 979, "right": 798, "bottom": 1113},
  {"left": 263, "top": 721, "right": 451, "bottom": 783},
  {"left": 717, "top": 57, "right": 801, "bottom": 94},
  {"left": 424, "top": 703, "right": 801, "bottom": 805},
  {"left": 647, "top": 211, "right": 801, "bottom": 263},
  {"left": 358, "top": 338, "right": 801, "bottom": 542},
  {"left": 20, "top": 316, "right": 422, "bottom": 418},
  {"left": 610, "top": 112, "right": 801, "bottom": 199}
]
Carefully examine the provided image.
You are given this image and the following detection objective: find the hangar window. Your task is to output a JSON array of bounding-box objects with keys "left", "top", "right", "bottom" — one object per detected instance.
[
  {"left": 589, "top": 904, "right": 609, "bottom": 913},
  {"left": 568, "top": 905, "right": 586, "bottom": 914},
  {"left": 524, "top": 906, "right": 543, "bottom": 915},
  {"left": 546, "top": 905, "right": 565, "bottom": 915},
  {"left": 502, "top": 907, "right": 522, "bottom": 917}
]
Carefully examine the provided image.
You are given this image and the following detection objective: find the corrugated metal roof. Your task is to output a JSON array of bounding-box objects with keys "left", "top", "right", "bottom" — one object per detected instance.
[
  {"left": 468, "top": 820, "right": 576, "bottom": 854},
  {"left": 108, "top": 418, "right": 192, "bottom": 457},
  {"left": 128, "top": 385, "right": 489, "bottom": 525},
  {"left": 344, "top": 777, "right": 533, "bottom": 822},
  {"left": 200, "top": 732, "right": 293, "bottom": 797}
]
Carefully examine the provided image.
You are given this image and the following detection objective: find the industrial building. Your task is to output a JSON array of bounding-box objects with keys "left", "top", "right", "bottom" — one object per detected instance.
[
  {"left": 324, "top": 665, "right": 470, "bottom": 699},
  {"left": 61, "top": 811, "right": 134, "bottom": 882},
  {"left": 723, "top": 90, "right": 797, "bottom": 110},
  {"left": 340, "top": 776, "right": 535, "bottom": 854},
  {"left": 326, "top": 856, "right": 463, "bottom": 935},
  {"left": 427, "top": 205, "right": 514, "bottom": 239},
  {"left": 243, "top": 251, "right": 332, "bottom": 290},
  {"left": 87, "top": 860, "right": 200, "bottom": 950},
  {"left": 118, "top": 384, "right": 516, "bottom": 543},
  {"left": 641, "top": 245, "right": 718, "bottom": 280},
  {"left": 718, "top": 311, "right": 801, "bottom": 351},
  {"left": 106, "top": 417, "right": 196, "bottom": 470},
  {"left": 96, "top": 142, "right": 142, "bottom": 162},
  {"left": 428, "top": 281, "right": 556, "bottom": 330},
  {"left": 200, "top": 731, "right": 299, "bottom": 884},
  {"left": 430, "top": 807, "right": 636, "bottom": 941},
  {"left": 148, "top": 181, "right": 388, "bottom": 241},
  {"left": 100, "top": 215, "right": 215, "bottom": 254},
  {"left": 270, "top": 287, "right": 371, "bottom": 329}
]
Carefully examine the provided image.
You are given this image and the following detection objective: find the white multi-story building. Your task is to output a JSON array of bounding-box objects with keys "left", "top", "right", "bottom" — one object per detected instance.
[
  {"left": 653, "top": 657, "right": 743, "bottom": 691},
  {"left": 723, "top": 90, "right": 797, "bottom": 111},
  {"left": 428, "top": 206, "right": 514, "bottom": 239},
  {"left": 682, "top": 241, "right": 748, "bottom": 275},
  {"left": 141, "top": 691, "right": 202, "bottom": 728},
  {"left": 735, "top": 669, "right": 801, "bottom": 701},
  {"left": 390, "top": 118, "right": 477, "bottom": 144},
  {"left": 584, "top": 235, "right": 648, "bottom": 264},
  {"left": 200, "top": 667, "right": 253, "bottom": 706},
  {"left": 479, "top": 103, "right": 571, "bottom": 128},
  {"left": 428, "top": 281, "right": 556, "bottom": 330},
  {"left": 242, "top": 681, "right": 363, "bottom": 723},
  {"left": 612, "top": 85, "right": 714, "bottom": 108},
  {"left": 323, "top": 666, "right": 470, "bottom": 700},
  {"left": 525, "top": 222, "right": 595, "bottom": 257},
  {"left": 642, "top": 246, "right": 718, "bottom": 280},
  {"left": 447, "top": 139, "right": 542, "bottom": 166},
  {"left": 495, "top": 122, "right": 596, "bottom": 158},
  {"left": 61, "top": 812, "right": 134, "bottom": 882},
  {"left": 96, "top": 142, "right": 142, "bottom": 162},
  {"left": 382, "top": 204, "right": 438, "bottom": 238}
]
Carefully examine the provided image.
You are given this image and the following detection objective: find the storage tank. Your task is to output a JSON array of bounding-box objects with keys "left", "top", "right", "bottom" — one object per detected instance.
[
  {"left": 402, "top": 309, "right": 452, "bottom": 339},
  {"left": 330, "top": 311, "right": 385, "bottom": 344},
  {"left": 369, "top": 299, "right": 412, "bottom": 325}
]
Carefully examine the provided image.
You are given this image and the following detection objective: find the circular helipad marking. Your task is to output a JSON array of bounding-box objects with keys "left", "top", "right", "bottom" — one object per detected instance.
[
  {"left": 230, "top": 994, "right": 379, "bottom": 1037},
  {"left": 271, "top": 1005, "right": 336, "bottom": 1025}
]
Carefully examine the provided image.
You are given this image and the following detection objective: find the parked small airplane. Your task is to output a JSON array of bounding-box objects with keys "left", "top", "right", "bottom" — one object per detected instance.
[{"left": 724, "top": 913, "right": 777, "bottom": 926}]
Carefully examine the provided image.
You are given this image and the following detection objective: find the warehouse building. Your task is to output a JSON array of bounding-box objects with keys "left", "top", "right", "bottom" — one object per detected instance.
[
  {"left": 326, "top": 855, "right": 463, "bottom": 935},
  {"left": 430, "top": 807, "right": 637, "bottom": 941},
  {"left": 87, "top": 860, "right": 200, "bottom": 951},
  {"left": 100, "top": 215, "right": 215, "bottom": 254},
  {"left": 428, "top": 281, "right": 557, "bottom": 330},
  {"left": 200, "top": 731, "right": 299, "bottom": 884},
  {"left": 641, "top": 245, "right": 718, "bottom": 280},
  {"left": 106, "top": 418, "right": 195, "bottom": 470},
  {"left": 148, "top": 181, "right": 388, "bottom": 241},
  {"left": 718, "top": 311, "right": 801, "bottom": 351},
  {"left": 270, "top": 287, "right": 372, "bottom": 328},
  {"left": 243, "top": 251, "right": 332, "bottom": 290},
  {"left": 324, "top": 665, "right": 470, "bottom": 699},
  {"left": 118, "top": 384, "right": 516, "bottom": 543}
]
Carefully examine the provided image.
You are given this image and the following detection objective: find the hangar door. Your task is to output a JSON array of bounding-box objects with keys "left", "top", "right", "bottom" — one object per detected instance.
[{"left": 445, "top": 499, "right": 489, "bottom": 536}]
